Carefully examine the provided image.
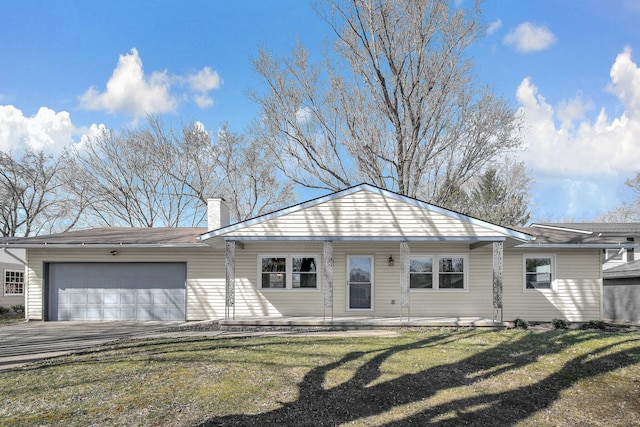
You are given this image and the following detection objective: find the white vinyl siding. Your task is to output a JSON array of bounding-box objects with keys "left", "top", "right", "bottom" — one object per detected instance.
[
  {"left": 221, "top": 191, "right": 508, "bottom": 239},
  {"left": 503, "top": 249, "right": 602, "bottom": 322},
  {"left": 25, "top": 244, "right": 604, "bottom": 322}
]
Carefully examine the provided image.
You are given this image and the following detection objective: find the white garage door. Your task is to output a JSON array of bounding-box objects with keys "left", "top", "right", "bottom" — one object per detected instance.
[{"left": 47, "top": 263, "right": 186, "bottom": 321}]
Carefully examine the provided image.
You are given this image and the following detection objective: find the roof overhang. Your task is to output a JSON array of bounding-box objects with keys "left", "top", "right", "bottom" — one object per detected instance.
[{"left": 2, "top": 243, "right": 211, "bottom": 249}]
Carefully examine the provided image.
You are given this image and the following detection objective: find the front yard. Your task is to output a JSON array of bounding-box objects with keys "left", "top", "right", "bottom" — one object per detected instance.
[{"left": 0, "top": 327, "right": 638, "bottom": 426}]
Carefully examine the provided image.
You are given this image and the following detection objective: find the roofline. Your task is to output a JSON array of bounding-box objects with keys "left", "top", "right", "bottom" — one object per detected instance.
[
  {"left": 221, "top": 235, "right": 508, "bottom": 242},
  {"left": 529, "top": 223, "right": 593, "bottom": 234},
  {"left": 515, "top": 243, "right": 636, "bottom": 249},
  {"left": 199, "top": 183, "right": 534, "bottom": 242},
  {"left": 3, "top": 243, "right": 210, "bottom": 249}
]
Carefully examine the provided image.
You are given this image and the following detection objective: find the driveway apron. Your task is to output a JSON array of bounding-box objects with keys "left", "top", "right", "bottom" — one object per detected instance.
[{"left": 0, "top": 321, "right": 182, "bottom": 370}]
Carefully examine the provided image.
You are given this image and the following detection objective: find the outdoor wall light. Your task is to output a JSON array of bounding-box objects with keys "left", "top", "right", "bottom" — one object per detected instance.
[{"left": 388, "top": 255, "right": 394, "bottom": 266}]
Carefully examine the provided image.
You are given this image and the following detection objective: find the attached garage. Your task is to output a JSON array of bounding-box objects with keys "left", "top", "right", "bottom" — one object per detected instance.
[{"left": 46, "top": 262, "right": 187, "bottom": 321}]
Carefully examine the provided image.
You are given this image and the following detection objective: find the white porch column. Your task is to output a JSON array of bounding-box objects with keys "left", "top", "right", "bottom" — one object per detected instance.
[
  {"left": 323, "top": 241, "right": 334, "bottom": 320},
  {"left": 225, "top": 241, "right": 236, "bottom": 320},
  {"left": 493, "top": 241, "right": 504, "bottom": 322},
  {"left": 400, "top": 241, "right": 410, "bottom": 321}
]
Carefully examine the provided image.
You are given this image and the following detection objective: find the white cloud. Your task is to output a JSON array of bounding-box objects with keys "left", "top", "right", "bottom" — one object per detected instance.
[
  {"left": 607, "top": 46, "right": 640, "bottom": 116},
  {"left": 79, "top": 48, "right": 176, "bottom": 117},
  {"left": 516, "top": 47, "right": 640, "bottom": 178},
  {"left": 188, "top": 67, "right": 222, "bottom": 92},
  {"left": 487, "top": 19, "right": 502, "bottom": 35},
  {"left": 79, "top": 49, "right": 222, "bottom": 117},
  {"left": 0, "top": 105, "right": 76, "bottom": 152},
  {"left": 503, "top": 22, "right": 556, "bottom": 53},
  {"left": 187, "top": 67, "right": 222, "bottom": 109}
]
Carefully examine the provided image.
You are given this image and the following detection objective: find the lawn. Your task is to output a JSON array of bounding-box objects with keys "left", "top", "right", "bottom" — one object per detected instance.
[{"left": 0, "top": 327, "right": 638, "bottom": 426}]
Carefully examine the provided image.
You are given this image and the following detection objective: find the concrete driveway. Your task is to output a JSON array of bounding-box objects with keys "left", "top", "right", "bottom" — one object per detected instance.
[{"left": 0, "top": 321, "right": 192, "bottom": 370}]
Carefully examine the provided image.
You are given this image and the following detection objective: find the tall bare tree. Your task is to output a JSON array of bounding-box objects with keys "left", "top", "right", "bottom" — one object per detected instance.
[
  {"left": 250, "top": 0, "right": 523, "bottom": 207},
  {"left": 0, "top": 150, "right": 84, "bottom": 236},
  {"left": 216, "top": 124, "right": 296, "bottom": 221},
  {"left": 71, "top": 117, "right": 295, "bottom": 227}
]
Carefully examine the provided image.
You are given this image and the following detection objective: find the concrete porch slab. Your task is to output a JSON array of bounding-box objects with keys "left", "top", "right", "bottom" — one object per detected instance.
[{"left": 219, "top": 316, "right": 508, "bottom": 329}]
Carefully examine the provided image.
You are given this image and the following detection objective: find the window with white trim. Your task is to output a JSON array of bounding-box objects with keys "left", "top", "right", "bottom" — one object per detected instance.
[
  {"left": 259, "top": 255, "right": 319, "bottom": 289},
  {"left": 524, "top": 255, "right": 555, "bottom": 290},
  {"left": 410, "top": 257, "right": 433, "bottom": 288},
  {"left": 4, "top": 270, "right": 24, "bottom": 295},
  {"left": 410, "top": 255, "right": 467, "bottom": 290}
]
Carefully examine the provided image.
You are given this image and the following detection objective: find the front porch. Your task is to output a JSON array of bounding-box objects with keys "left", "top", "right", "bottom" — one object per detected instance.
[{"left": 219, "top": 316, "right": 508, "bottom": 330}]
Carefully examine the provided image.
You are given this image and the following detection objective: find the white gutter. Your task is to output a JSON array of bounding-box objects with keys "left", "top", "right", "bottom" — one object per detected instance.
[
  {"left": 516, "top": 243, "right": 636, "bottom": 249},
  {"left": 3, "top": 243, "right": 211, "bottom": 249}
]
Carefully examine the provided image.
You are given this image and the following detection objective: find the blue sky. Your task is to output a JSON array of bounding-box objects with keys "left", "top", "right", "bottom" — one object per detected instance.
[{"left": 1, "top": 0, "right": 640, "bottom": 222}]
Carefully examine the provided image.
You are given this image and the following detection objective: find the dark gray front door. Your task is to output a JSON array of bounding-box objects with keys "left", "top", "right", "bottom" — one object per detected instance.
[{"left": 47, "top": 262, "right": 186, "bottom": 321}]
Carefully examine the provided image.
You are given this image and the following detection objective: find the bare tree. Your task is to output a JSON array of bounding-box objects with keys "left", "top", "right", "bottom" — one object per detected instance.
[
  {"left": 250, "top": 0, "right": 523, "bottom": 207},
  {"left": 216, "top": 124, "right": 296, "bottom": 221},
  {"left": 71, "top": 117, "right": 295, "bottom": 227},
  {"left": 597, "top": 172, "right": 640, "bottom": 222},
  {"left": 0, "top": 150, "right": 84, "bottom": 236}
]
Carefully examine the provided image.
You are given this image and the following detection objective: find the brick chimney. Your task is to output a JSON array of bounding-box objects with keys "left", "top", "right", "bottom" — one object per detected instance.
[{"left": 207, "top": 198, "right": 230, "bottom": 230}]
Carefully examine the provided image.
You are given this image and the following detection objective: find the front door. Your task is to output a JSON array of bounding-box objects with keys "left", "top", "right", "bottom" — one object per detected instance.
[{"left": 347, "top": 256, "right": 373, "bottom": 310}]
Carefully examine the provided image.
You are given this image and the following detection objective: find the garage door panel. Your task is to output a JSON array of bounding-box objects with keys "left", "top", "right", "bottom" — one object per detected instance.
[{"left": 49, "top": 263, "right": 186, "bottom": 321}]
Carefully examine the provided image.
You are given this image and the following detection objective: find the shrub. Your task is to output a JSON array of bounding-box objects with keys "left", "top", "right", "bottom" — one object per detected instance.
[
  {"left": 552, "top": 318, "right": 569, "bottom": 330},
  {"left": 0, "top": 306, "right": 10, "bottom": 316},
  {"left": 513, "top": 318, "right": 528, "bottom": 330},
  {"left": 11, "top": 304, "right": 25, "bottom": 316},
  {"left": 583, "top": 320, "right": 606, "bottom": 330}
]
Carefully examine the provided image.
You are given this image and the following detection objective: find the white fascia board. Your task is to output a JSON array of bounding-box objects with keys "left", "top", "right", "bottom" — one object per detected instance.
[
  {"left": 199, "top": 183, "right": 534, "bottom": 242},
  {"left": 515, "top": 243, "right": 636, "bottom": 249},
  {"left": 222, "top": 235, "right": 507, "bottom": 242},
  {"left": 4, "top": 243, "right": 211, "bottom": 249}
]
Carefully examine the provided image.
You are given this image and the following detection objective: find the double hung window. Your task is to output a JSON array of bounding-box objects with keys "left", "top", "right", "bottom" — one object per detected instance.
[
  {"left": 524, "top": 255, "right": 555, "bottom": 290},
  {"left": 259, "top": 255, "right": 319, "bottom": 289},
  {"left": 4, "top": 270, "right": 24, "bottom": 295},
  {"left": 409, "top": 255, "right": 467, "bottom": 290}
]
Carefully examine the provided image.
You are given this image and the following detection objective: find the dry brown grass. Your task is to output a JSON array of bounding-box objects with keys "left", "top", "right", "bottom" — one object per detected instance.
[{"left": 0, "top": 328, "right": 638, "bottom": 426}]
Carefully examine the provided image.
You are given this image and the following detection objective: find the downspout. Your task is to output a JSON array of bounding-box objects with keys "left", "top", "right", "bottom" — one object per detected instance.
[{"left": 3, "top": 246, "right": 27, "bottom": 266}]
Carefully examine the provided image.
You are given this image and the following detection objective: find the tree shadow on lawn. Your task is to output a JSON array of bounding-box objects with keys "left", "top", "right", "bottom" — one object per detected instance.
[{"left": 198, "top": 330, "right": 640, "bottom": 427}]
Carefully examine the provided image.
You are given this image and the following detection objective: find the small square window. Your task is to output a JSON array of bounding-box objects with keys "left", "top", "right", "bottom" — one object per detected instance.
[{"left": 4, "top": 270, "right": 24, "bottom": 295}]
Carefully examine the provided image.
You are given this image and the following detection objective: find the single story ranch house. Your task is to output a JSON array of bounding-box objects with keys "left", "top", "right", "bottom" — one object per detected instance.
[{"left": 4, "top": 184, "right": 634, "bottom": 324}]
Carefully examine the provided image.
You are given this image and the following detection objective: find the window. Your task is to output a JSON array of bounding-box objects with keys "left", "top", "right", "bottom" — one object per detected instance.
[
  {"left": 4, "top": 270, "right": 24, "bottom": 295},
  {"left": 410, "top": 255, "right": 466, "bottom": 290},
  {"left": 524, "top": 255, "right": 555, "bottom": 290},
  {"left": 259, "top": 255, "right": 319, "bottom": 290},
  {"left": 605, "top": 249, "right": 623, "bottom": 261},
  {"left": 439, "top": 257, "right": 465, "bottom": 289},
  {"left": 410, "top": 257, "right": 433, "bottom": 288}
]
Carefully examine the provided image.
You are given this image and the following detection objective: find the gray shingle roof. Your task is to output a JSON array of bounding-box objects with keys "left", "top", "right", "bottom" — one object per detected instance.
[
  {"left": 535, "top": 223, "right": 640, "bottom": 236},
  {"left": 514, "top": 226, "right": 633, "bottom": 246},
  {"left": 3, "top": 227, "right": 208, "bottom": 247}
]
